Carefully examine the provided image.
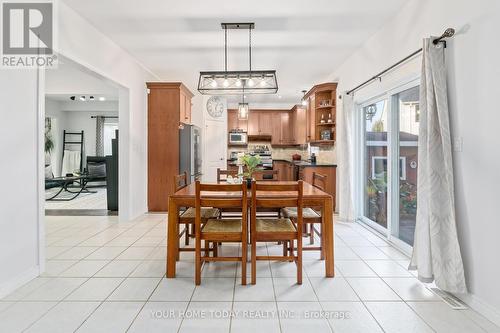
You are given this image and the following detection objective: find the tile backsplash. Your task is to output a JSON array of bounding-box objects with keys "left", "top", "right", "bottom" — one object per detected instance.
[{"left": 228, "top": 141, "right": 336, "bottom": 164}]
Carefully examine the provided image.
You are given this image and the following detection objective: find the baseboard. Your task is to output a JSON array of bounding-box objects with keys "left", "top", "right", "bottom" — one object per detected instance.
[
  {"left": 461, "top": 292, "right": 500, "bottom": 327},
  {"left": 0, "top": 266, "right": 40, "bottom": 299}
]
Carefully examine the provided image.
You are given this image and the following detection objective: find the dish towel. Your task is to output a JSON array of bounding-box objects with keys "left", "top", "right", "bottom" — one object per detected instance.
[{"left": 61, "top": 150, "right": 81, "bottom": 175}]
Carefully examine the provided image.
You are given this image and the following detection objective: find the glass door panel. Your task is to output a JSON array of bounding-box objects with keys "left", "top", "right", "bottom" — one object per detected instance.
[
  {"left": 363, "top": 99, "right": 389, "bottom": 229},
  {"left": 394, "top": 86, "right": 420, "bottom": 245}
]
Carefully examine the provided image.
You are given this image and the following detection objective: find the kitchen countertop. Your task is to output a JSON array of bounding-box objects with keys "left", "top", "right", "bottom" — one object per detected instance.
[
  {"left": 231, "top": 158, "right": 337, "bottom": 167},
  {"left": 275, "top": 159, "right": 337, "bottom": 167}
]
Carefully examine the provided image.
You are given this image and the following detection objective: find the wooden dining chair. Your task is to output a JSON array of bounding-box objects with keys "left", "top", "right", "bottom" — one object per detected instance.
[
  {"left": 217, "top": 168, "right": 238, "bottom": 182},
  {"left": 281, "top": 172, "right": 326, "bottom": 259},
  {"left": 251, "top": 180, "right": 304, "bottom": 284},
  {"left": 195, "top": 181, "right": 248, "bottom": 285},
  {"left": 174, "top": 172, "right": 220, "bottom": 251}
]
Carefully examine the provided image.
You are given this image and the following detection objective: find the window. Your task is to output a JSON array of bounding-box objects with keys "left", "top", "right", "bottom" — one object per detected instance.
[
  {"left": 371, "top": 156, "right": 406, "bottom": 180},
  {"left": 104, "top": 122, "right": 118, "bottom": 156}
]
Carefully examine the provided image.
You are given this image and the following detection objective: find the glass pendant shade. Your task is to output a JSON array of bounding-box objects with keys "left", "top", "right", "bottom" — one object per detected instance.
[{"left": 238, "top": 103, "right": 249, "bottom": 120}]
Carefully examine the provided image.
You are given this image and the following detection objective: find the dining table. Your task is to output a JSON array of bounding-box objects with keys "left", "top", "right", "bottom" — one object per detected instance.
[{"left": 166, "top": 181, "right": 335, "bottom": 278}]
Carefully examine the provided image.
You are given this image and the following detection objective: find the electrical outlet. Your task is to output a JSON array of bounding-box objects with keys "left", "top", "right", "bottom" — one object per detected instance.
[{"left": 453, "top": 137, "right": 463, "bottom": 152}]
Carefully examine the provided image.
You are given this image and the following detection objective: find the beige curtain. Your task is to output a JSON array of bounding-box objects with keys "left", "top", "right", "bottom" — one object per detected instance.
[
  {"left": 337, "top": 93, "right": 355, "bottom": 222},
  {"left": 409, "top": 37, "right": 467, "bottom": 294}
]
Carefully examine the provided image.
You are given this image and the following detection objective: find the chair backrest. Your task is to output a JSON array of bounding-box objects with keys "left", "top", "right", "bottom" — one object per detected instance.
[
  {"left": 251, "top": 181, "right": 303, "bottom": 229},
  {"left": 174, "top": 171, "right": 188, "bottom": 192},
  {"left": 217, "top": 168, "right": 238, "bottom": 182},
  {"left": 195, "top": 180, "right": 247, "bottom": 210},
  {"left": 312, "top": 172, "right": 327, "bottom": 191},
  {"left": 254, "top": 169, "right": 279, "bottom": 181}
]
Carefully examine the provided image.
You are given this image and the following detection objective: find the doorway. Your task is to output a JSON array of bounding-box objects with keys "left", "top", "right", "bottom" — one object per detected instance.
[{"left": 43, "top": 59, "right": 120, "bottom": 216}]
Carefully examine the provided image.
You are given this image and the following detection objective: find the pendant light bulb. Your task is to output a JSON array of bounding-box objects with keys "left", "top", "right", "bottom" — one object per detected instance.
[
  {"left": 301, "top": 99, "right": 307, "bottom": 106},
  {"left": 210, "top": 78, "right": 218, "bottom": 88},
  {"left": 235, "top": 78, "right": 242, "bottom": 87},
  {"left": 247, "top": 78, "right": 255, "bottom": 87},
  {"left": 223, "top": 78, "right": 229, "bottom": 87}
]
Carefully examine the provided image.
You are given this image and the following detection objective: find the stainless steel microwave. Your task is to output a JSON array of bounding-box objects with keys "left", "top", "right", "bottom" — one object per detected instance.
[{"left": 228, "top": 131, "right": 248, "bottom": 145}]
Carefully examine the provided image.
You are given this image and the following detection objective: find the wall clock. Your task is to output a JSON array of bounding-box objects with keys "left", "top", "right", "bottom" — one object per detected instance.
[{"left": 206, "top": 96, "right": 224, "bottom": 118}]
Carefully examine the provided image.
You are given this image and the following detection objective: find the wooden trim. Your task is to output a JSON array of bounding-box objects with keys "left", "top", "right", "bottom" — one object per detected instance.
[{"left": 146, "top": 82, "right": 194, "bottom": 97}]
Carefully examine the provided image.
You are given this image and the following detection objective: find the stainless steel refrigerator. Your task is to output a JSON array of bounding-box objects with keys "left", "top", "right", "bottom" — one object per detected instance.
[{"left": 179, "top": 124, "right": 202, "bottom": 183}]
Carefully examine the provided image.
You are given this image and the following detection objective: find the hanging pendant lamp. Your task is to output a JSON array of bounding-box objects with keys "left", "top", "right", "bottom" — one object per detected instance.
[{"left": 198, "top": 23, "right": 278, "bottom": 95}]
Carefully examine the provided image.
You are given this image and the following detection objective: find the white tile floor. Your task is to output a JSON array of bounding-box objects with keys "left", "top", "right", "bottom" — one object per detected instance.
[{"left": 1, "top": 214, "right": 499, "bottom": 332}]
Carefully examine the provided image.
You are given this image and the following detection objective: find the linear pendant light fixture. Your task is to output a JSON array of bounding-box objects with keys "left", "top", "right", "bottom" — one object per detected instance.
[{"left": 198, "top": 23, "right": 278, "bottom": 95}]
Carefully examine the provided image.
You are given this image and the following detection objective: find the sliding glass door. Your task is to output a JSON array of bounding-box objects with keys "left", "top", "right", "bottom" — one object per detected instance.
[
  {"left": 363, "top": 99, "right": 389, "bottom": 231},
  {"left": 358, "top": 82, "right": 420, "bottom": 250}
]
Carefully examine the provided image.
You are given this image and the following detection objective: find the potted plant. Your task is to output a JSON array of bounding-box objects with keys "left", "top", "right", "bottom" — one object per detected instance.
[{"left": 239, "top": 154, "right": 262, "bottom": 188}]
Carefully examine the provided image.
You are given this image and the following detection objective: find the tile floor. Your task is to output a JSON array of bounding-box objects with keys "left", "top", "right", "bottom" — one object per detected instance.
[{"left": 1, "top": 214, "right": 499, "bottom": 332}]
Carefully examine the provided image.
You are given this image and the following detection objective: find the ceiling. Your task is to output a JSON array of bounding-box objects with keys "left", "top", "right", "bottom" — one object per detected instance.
[{"left": 62, "top": 0, "right": 411, "bottom": 106}]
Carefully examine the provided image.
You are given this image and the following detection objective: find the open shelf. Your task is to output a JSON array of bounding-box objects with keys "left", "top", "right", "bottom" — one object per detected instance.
[{"left": 317, "top": 122, "right": 335, "bottom": 126}]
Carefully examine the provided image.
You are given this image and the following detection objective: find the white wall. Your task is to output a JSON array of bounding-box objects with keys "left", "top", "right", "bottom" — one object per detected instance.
[
  {"left": 331, "top": 0, "right": 500, "bottom": 320},
  {"left": 0, "top": 1, "right": 157, "bottom": 297},
  {"left": 0, "top": 70, "right": 41, "bottom": 297}
]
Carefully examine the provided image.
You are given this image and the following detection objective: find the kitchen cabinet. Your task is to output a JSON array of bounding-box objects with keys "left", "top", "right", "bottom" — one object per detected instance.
[
  {"left": 292, "top": 105, "right": 307, "bottom": 145},
  {"left": 273, "top": 160, "right": 295, "bottom": 181},
  {"left": 298, "top": 166, "right": 337, "bottom": 209},
  {"left": 304, "top": 82, "right": 337, "bottom": 145},
  {"left": 248, "top": 112, "right": 259, "bottom": 135},
  {"left": 258, "top": 112, "right": 273, "bottom": 135},
  {"left": 271, "top": 112, "right": 282, "bottom": 145},
  {"left": 179, "top": 89, "right": 193, "bottom": 124},
  {"left": 280, "top": 112, "right": 294, "bottom": 144},
  {"left": 227, "top": 110, "right": 248, "bottom": 132},
  {"left": 146, "top": 82, "right": 193, "bottom": 212}
]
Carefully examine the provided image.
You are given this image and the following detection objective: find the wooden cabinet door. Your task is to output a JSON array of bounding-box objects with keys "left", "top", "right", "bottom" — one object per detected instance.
[
  {"left": 280, "top": 112, "right": 294, "bottom": 144},
  {"left": 228, "top": 110, "right": 237, "bottom": 132},
  {"left": 294, "top": 106, "right": 307, "bottom": 144},
  {"left": 185, "top": 95, "right": 192, "bottom": 124},
  {"left": 259, "top": 112, "right": 273, "bottom": 135},
  {"left": 248, "top": 112, "right": 259, "bottom": 135},
  {"left": 271, "top": 112, "right": 281, "bottom": 145},
  {"left": 237, "top": 117, "right": 248, "bottom": 131}
]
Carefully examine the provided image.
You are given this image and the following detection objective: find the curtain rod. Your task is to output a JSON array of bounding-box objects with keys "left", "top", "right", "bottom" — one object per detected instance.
[
  {"left": 345, "top": 28, "right": 455, "bottom": 96},
  {"left": 91, "top": 116, "right": 118, "bottom": 119}
]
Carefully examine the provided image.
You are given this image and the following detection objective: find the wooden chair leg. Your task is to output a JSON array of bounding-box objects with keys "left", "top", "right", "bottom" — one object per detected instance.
[
  {"left": 320, "top": 222, "right": 325, "bottom": 260},
  {"left": 204, "top": 240, "right": 210, "bottom": 257},
  {"left": 297, "top": 236, "right": 303, "bottom": 285},
  {"left": 251, "top": 239, "right": 257, "bottom": 285},
  {"left": 213, "top": 242, "right": 218, "bottom": 257},
  {"left": 283, "top": 241, "right": 288, "bottom": 256},
  {"left": 310, "top": 224, "right": 315, "bottom": 245},
  {"left": 195, "top": 235, "right": 201, "bottom": 285},
  {"left": 241, "top": 241, "right": 247, "bottom": 285},
  {"left": 184, "top": 225, "right": 190, "bottom": 246}
]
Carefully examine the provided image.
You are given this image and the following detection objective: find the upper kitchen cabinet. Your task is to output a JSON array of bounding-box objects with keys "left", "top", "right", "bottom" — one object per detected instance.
[
  {"left": 179, "top": 88, "right": 194, "bottom": 124},
  {"left": 258, "top": 112, "right": 273, "bottom": 136},
  {"left": 146, "top": 82, "right": 194, "bottom": 212},
  {"left": 304, "top": 82, "right": 337, "bottom": 145},
  {"left": 291, "top": 105, "right": 307, "bottom": 145},
  {"left": 227, "top": 109, "right": 248, "bottom": 132}
]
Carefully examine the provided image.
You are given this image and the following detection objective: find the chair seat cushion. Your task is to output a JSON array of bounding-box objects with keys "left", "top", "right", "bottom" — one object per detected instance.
[
  {"left": 180, "top": 207, "right": 220, "bottom": 220},
  {"left": 281, "top": 207, "right": 321, "bottom": 219},
  {"left": 256, "top": 218, "right": 296, "bottom": 232},
  {"left": 202, "top": 219, "right": 242, "bottom": 233}
]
